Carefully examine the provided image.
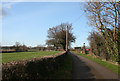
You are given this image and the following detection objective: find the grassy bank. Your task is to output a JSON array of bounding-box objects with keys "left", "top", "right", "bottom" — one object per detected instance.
[
  {"left": 50, "top": 54, "right": 73, "bottom": 79},
  {"left": 2, "top": 51, "right": 60, "bottom": 63},
  {"left": 72, "top": 52, "right": 119, "bottom": 75}
]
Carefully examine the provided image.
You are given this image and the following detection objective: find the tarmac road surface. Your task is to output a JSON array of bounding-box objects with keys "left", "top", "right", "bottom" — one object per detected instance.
[{"left": 69, "top": 52, "right": 119, "bottom": 80}]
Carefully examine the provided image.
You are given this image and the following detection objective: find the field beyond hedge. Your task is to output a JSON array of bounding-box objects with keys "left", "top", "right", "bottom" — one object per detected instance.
[{"left": 2, "top": 51, "right": 60, "bottom": 63}]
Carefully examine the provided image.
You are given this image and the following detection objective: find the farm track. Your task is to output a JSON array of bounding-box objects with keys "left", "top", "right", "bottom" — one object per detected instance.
[{"left": 69, "top": 52, "right": 119, "bottom": 80}]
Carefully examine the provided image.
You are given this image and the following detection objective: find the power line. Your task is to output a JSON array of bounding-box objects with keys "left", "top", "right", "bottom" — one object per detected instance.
[{"left": 72, "top": 12, "right": 85, "bottom": 25}]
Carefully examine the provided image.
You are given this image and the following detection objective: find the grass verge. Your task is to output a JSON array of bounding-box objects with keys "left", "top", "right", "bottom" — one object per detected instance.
[
  {"left": 50, "top": 54, "right": 73, "bottom": 79},
  {"left": 72, "top": 52, "right": 120, "bottom": 75},
  {"left": 2, "top": 51, "right": 60, "bottom": 63}
]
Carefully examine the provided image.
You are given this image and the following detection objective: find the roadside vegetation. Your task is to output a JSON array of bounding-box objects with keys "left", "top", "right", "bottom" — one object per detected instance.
[
  {"left": 50, "top": 54, "right": 73, "bottom": 79},
  {"left": 84, "top": 2, "right": 119, "bottom": 63},
  {"left": 2, "top": 52, "right": 73, "bottom": 80},
  {"left": 72, "top": 52, "right": 120, "bottom": 75},
  {"left": 2, "top": 51, "right": 60, "bottom": 63}
]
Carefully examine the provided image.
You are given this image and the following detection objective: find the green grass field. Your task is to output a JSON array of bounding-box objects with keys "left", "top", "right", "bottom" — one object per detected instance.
[
  {"left": 2, "top": 51, "right": 60, "bottom": 63},
  {"left": 72, "top": 52, "right": 120, "bottom": 75}
]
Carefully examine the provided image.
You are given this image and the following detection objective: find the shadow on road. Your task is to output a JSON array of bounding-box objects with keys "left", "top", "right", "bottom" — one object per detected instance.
[{"left": 69, "top": 53, "right": 96, "bottom": 80}]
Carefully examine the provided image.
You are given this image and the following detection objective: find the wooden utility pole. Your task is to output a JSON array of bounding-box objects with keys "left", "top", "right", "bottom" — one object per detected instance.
[
  {"left": 66, "top": 25, "right": 68, "bottom": 52},
  {"left": 118, "top": 2, "right": 120, "bottom": 64}
]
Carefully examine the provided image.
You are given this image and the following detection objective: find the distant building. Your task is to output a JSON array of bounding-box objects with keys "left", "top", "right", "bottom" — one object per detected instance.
[
  {"left": 74, "top": 47, "right": 81, "bottom": 53},
  {"left": 1, "top": 46, "right": 16, "bottom": 53},
  {"left": 81, "top": 43, "right": 86, "bottom": 54},
  {"left": 74, "top": 47, "right": 81, "bottom": 49},
  {"left": 2, "top": 45, "right": 28, "bottom": 53}
]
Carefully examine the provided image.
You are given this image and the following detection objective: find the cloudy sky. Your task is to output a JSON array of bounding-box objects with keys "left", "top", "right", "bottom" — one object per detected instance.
[{"left": 2, "top": 2, "right": 94, "bottom": 47}]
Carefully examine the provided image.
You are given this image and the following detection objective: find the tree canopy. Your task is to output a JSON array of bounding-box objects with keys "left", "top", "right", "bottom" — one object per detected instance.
[{"left": 46, "top": 23, "right": 76, "bottom": 50}]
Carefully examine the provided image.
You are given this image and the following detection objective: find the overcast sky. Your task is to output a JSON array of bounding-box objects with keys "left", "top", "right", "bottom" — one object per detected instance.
[{"left": 2, "top": 2, "right": 93, "bottom": 47}]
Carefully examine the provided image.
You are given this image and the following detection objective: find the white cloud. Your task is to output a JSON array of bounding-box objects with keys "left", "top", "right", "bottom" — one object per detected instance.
[
  {"left": 2, "top": 2, "right": 17, "bottom": 9},
  {"left": 0, "top": 2, "right": 18, "bottom": 18}
]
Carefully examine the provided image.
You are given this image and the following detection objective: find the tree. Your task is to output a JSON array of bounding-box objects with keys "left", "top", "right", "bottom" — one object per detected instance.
[
  {"left": 46, "top": 23, "right": 76, "bottom": 50},
  {"left": 21, "top": 44, "right": 28, "bottom": 52},
  {"left": 87, "top": 31, "right": 110, "bottom": 60},
  {"left": 14, "top": 42, "right": 28, "bottom": 52},
  {"left": 37, "top": 44, "right": 46, "bottom": 51},
  {"left": 15, "top": 42, "right": 21, "bottom": 52},
  {"left": 84, "top": 2, "right": 119, "bottom": 62}
]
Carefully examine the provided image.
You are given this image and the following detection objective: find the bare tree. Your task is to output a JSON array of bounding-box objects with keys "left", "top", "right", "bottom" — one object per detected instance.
[
  {"left": 87, "top": 31, "right": 110, "bottom": 60},
  {"left": 15, "top": 42, "right": 21, "bottom": 52},
  {"left": 46, "top": 23, "right": 76, "bottom": 51},
  {"left": 15, "top": 42, "right": 28, "bottom": 52},
  {"left": 84, "top": 2, "right": 119, "bottom": 62}
]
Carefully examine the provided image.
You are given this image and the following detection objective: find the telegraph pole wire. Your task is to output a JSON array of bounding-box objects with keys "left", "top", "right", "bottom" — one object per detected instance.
[
  {"left": 72, "top": 12, "right": 85, "bottom": 25},
  {"left": 66, "top": 12, "right": 85, "bottom": 51}
]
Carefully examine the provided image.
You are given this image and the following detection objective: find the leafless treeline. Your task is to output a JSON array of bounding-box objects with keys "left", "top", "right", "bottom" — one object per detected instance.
[{"left": 85, "top": 2, "right": 119, "bottom": 62}]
